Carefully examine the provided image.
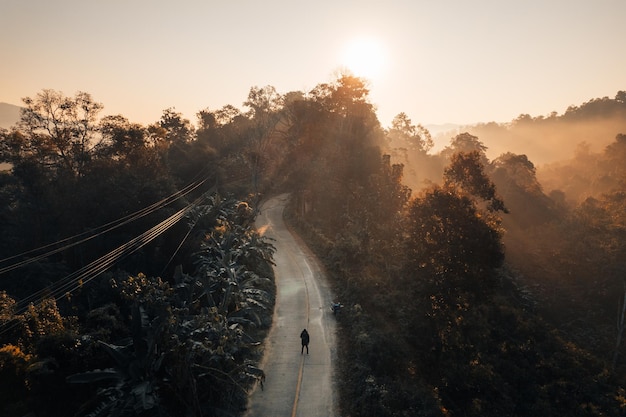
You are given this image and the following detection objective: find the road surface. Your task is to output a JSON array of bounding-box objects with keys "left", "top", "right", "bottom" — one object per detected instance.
[{"left": 245, "top": 194, "right": 338, "bottom": 417}]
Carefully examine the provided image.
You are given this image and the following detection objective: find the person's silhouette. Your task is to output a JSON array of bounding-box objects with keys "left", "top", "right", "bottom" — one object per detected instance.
[{"left": 300, "top": 329, "right": 310, "bottom": 354}]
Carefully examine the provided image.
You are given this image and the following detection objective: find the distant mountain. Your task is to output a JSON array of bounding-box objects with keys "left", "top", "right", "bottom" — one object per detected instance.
[
  {"left": 0, "top": 102, "right": 21, "bottom": 129},
  {"left": 0, "top": 103, "right": 20, "bottom": 171}
]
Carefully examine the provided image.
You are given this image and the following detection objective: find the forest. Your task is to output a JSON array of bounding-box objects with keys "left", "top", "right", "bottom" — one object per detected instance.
[{"left": 0, "top": 77, "right": 625, "bottom": 416}]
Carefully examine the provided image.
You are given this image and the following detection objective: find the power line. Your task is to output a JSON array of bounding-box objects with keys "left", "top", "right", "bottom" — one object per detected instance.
[
  {"left": 0, "top": 174, "right": 211, "bottom": 275},
  {"left": 0, "top": 162, "right": 255, "bottom": 338},
  {"left": 159, "top": 219, "right": 197, "bottom": 278},
  {"left": 14, "top": 188, "right": 213, "bottom": 312},
  {"left": 0, "top": 188, "right": 215, "bottom": 339}
]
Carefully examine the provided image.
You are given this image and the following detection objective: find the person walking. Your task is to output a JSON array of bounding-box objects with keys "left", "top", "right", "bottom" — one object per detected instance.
[{"left": 300, "top": 328, "right": 310, "bottom": 354}]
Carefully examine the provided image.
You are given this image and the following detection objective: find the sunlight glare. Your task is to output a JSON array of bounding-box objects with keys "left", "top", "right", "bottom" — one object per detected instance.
[{"left": 340, "top": 36, "right": 387, "bottom": 81}]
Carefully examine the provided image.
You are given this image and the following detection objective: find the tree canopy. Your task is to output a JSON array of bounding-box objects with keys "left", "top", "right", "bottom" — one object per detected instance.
[{"left": 1, "top": 84, "right": 625, "bottom": 417}]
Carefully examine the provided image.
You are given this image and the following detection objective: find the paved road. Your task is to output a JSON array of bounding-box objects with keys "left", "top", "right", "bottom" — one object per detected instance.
[{"left": 245, "top": 194, "right": 338, "bottom": 417}]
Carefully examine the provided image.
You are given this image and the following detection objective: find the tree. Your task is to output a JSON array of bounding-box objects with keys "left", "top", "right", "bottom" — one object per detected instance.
[
  {"left": 156, "top": 108, "right": 214, "bottom": 188},
  {"left": 12, "top": 90, "right": 104, "bottom": 177},
  {"left": 98, "top": 115, "right": 150, "bottom": 166},
  {"left": 158, "top": 108, "right": 194, "bottom": 145},
  {"left": 444, "top": 150, "right": 507, "bottom": 213},
  {"left": 196, "top": 105, "right": 246, "bottom": 156},
  {"left": 402, "top": 150, "right": 507, "bottom": 333},
  {"left": 243, "top": 85, "right": 283, "bottom": 118},
  {"left": 0, "top": 90, "right": 105, "bottom": 251},
  {"left": 65, "top": 195, "right": 274, "bottom": 417},
  {"left": 491, "top": 152, "right": 559, "bottom": 229},
  {"left": 387, "top": 112, "right": 434, "bottom": 153},
  {"left": 491, "top": 152, "right": 540, "bottom": 193},
  {"left": 404, "top": 186, "right": 505, "bottom": 292},
  {"left": 441, "top": 132, "right": 488, "bottom": 163},
  {"left": 603, "top": 133, "right": 626, "bottom": 183},
  {"left": 242, "top": 85, "right": 285, "bottom": 194}
]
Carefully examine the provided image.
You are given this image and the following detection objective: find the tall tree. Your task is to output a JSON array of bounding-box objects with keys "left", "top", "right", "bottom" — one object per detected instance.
[
  {"left": 196, "top": 105, "right": 246, "bottom": 156},
  {"left": 243, "top": 85, "right": 283, "bottom": 118},
  {"left": 387, "top": 112, "right": 434, "bottom": 153},
  {"left": 158, "top": 107, "right": 194, "bottom": 146},
  {"left": 404, "top": 186, "right": 505, "bottom": 296},
  {"left": 491, "top": 152, "right": 559, "bottom": 229},
  {"left": 242, "top": 85, "right": 285, "bottom": 194},
  {"left": 7, "top": 90, "right": 103, "bottom": 177},
  {"left": 441, "top": 132, "right": 488, "bottom": 166},
  {"left": 98, "top": 115, "right": 150, "bottom": 166},
  {"left": 444, "top": 150, "right": 507, "bottom": 213}
]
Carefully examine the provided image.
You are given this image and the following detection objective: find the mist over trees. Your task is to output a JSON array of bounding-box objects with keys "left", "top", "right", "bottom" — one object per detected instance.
[
  {"left": 429, "top": 91, "right": 626, "bottom": 166},
  {"left": 1, "top": 82, "right": 625, "bottom": 416}
]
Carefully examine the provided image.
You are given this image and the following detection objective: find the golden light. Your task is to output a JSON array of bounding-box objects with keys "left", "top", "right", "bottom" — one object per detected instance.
[{"left": 340, "top": 36, "right": 387, "bottom": 81}]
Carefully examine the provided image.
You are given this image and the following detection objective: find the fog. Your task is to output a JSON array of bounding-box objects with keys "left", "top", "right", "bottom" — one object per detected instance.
[
  {"left": 456, "top": 117, "right": 625, "bottom": 166},
  {"left": 393, "top": 93, "right": 626, "bottom": 204}
]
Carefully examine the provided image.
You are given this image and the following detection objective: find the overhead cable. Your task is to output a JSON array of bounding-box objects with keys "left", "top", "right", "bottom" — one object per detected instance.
[
  {"left": 0, "top": 174, "right": 211, "bottom": 275},
  {"left": 14, "top": 188, "right": 213, "bottom": 314}
]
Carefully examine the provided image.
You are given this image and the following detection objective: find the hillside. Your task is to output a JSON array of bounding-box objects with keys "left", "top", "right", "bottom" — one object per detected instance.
[
  {"left": 431, "top": 92, "right": 626, "bottom": 166},
  {"left": 0, "top": 102, "right": 20, "bottom": 129}
]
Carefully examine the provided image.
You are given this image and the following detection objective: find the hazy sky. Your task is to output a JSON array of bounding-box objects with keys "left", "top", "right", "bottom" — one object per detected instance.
[{"left": 1, "top": 0, "right": 625, "bottom": 128}]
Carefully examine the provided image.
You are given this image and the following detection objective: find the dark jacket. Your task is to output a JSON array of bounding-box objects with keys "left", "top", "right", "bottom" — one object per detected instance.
[{"left": 300, "top": 329, "right": 310, "bottom": 345}]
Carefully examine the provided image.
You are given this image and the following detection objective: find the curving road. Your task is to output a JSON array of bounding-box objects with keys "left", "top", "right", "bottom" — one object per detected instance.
[{"left": 245, "top": 194, "right": 338, "bottom": 417}]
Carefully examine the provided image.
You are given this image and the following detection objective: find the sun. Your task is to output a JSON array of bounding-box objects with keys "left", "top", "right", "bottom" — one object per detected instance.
[{"left": 340, "top": 36, "right": 387, "bottom": 81}]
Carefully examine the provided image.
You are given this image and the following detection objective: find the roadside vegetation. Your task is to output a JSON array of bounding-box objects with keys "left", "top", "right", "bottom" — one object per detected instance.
[
  {"left": 1, "top": 78, "right": 626, "bottom": 416},
  {"left": 281, "top": 84, "right": 626, "bottom": 416}
]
